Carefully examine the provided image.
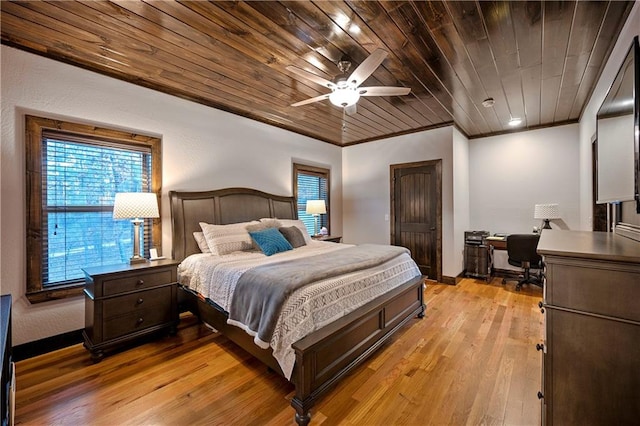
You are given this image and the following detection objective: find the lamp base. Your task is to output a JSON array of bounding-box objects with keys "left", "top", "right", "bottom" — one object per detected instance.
[
  {"left": 542, "top": 219, "right": 552, "bottom": 229},
  {"left": 313, "top": 214, "right": 319, "bottom": 237},
  {"left": 129, "top": 255, "right": 147, "bottom": 265},
  {"left": 130, "top": 219, "right": 147, "bottom": 264}
]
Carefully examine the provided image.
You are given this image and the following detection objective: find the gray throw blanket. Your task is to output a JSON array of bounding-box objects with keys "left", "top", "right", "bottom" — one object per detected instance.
[{"left": 227, "top": 244, "right": 410, "bottom": 349}]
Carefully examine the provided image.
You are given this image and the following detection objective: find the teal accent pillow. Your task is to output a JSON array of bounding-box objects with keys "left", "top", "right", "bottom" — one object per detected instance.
[{"left": 249, "top": 227, "right": 293, "bottom": 256}]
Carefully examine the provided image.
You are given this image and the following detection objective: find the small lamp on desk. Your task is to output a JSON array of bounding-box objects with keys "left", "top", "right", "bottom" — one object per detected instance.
[
  {"left": 113, "top": 192, "right": 159, "bottom": 264},
  {"left": 534, "top": 203, "right": 560, "bottom": 230},
  {"left": 305, "top": 199, "right": 326, "bottom": 237}
]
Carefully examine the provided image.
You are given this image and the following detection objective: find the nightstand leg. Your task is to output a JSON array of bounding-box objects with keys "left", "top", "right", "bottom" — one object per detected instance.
[{"left": 90, "top": 349, "right": 104, "bottom": 363}]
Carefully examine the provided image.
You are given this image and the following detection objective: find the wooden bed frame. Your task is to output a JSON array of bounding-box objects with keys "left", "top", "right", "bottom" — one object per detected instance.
[{"left": 169, "top": 187, "right": 426, "bottom": 425}]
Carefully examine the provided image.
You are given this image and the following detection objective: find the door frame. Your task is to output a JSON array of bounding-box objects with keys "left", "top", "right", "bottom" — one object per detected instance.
[{"left": 390, "top": 159, "right": 443, "bottom": 283}]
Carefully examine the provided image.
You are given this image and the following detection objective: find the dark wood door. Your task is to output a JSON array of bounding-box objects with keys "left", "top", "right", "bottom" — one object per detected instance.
[{"left": 391, "top": 160, "right": 441, "bottom": 282}]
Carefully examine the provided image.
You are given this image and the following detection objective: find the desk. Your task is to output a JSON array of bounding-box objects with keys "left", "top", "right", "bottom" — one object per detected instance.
[
  {"left": 485, "top": 237, "right": 514, "bottom": 276},
  {"left": 485, "top": 237, "right": 507, "bottom": 251}
]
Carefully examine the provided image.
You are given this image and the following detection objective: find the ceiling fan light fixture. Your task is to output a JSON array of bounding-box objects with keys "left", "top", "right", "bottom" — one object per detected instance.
[
  {"left": 482, "top": 97, "right": 495, "bottom": 108},
  {"left": 329, "top": 87, "right": 360, "bottom": 107}
]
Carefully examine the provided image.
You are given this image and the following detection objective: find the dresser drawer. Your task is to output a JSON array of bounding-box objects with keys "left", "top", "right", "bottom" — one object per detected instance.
[
  {"left": 103, "top": 286, "right": 172, "bottom": 319},
  {"left": 546, "top": 259, "right": 640, "bottom": 322},
  {"left": 102, "top": 269, "right": 174, "bottom": 296}
]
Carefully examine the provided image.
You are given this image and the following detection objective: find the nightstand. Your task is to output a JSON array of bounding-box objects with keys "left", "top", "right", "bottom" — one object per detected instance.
[
  {"left": 82, "top": 259, "right": 179, "bottom": 362},
  {"left": 312, "top": 235, "right": 342, "bottom": 243}
]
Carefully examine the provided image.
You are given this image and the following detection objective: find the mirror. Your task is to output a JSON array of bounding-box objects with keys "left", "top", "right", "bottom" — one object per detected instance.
[{"left": 596, "top": 36, "right": 639, "bottom": 210}]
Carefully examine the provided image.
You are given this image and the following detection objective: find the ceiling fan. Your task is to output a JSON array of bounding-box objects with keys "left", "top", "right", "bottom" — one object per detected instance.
[{"left": 287, "top": 49, "right": 411, "bottom": 116}]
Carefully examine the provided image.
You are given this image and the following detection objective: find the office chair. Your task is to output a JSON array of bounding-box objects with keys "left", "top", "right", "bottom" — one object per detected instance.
[{"left": 501, "top": 234, "right": 543, "bottom": 291}]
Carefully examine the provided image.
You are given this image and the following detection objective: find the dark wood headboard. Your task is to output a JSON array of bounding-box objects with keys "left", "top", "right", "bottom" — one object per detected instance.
[{"left": 169, "top": 187, "right": 297, "bottom": 261}]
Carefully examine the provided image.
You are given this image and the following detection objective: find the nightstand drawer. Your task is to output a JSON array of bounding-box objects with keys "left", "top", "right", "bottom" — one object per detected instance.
[
  {"left": 102, "top": 269, "right": 174, "bottom": 296},
  {"left": 103, "top": 305, "right": 173, "bottom": 341},
  {"left": 103, "top": 286, "right": 172, "bottom": 319}
]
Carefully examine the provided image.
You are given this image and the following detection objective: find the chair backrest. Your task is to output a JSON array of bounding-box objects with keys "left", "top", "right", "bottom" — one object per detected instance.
[{"left": 506, "top": 234, "right": 542, "bottom": 264}]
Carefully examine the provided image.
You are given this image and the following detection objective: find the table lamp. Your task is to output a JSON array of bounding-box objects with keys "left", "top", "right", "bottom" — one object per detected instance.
[
  {"left": 305, "top": 199, "right": 326, "bottom": 237},
  {"left": 113, "top": 192, "right": 159, "bottom": 264},
  {"left": 534, "top": 203, "right": 560, "bottom": 230}
]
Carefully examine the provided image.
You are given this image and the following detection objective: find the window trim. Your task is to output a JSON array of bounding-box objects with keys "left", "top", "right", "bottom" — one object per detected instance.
[
  {"left": 25, "top": 115, "right": 162, "bottom": 303},
  {"left": 293, "top": 163, "right": 330, "bottom": 234}
]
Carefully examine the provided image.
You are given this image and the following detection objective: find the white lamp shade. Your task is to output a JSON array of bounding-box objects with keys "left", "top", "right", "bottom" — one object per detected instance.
[
  {"left": 305, "top": 199, "right": 327, "bottom": 215},
  {"left": 113, "top": 192, "right": 159, "bottom": 219},
  {"left": 534, "top": 203, "right": 560, "bottom": 220}
]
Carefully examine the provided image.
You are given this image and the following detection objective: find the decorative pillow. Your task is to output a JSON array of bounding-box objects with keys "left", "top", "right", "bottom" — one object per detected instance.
[
  {"left": 199, "top": 221, "right": 258, "bottom": 255},
  {"left": 192, "top": 231, "right": 211, "bottom": 253},
  {"left": 278, "top": 226, "right": 306, "bottom": 248},
  {"left": 249, "top": 227, "right": 293, "bottom": 256},
  {"left": 277, "top": 219, "right": 313, "bottom": 244},
  {"left": 245, "top": 222, "right": 268, "bottom": 250}
]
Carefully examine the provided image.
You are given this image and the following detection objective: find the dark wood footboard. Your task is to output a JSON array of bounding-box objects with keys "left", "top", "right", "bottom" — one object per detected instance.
[
  {"left": 289, "top": 274, "right": 425, "bottom": 425},
  {"left": 179, "top": 274, "right": 425, "bottom": 425}
]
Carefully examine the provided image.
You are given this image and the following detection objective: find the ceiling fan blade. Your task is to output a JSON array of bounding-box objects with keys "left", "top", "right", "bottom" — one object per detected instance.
[
  {"left": 358, "top": 86, "right": 411, "bottom": 97},
  {"left": 347, "top": 49, "right": 388, "bottom": 87},
  {"left": 291, "top": 93, "right": 331, "bottom": 107},
  {"left": 345, "top": 104, "right": 357, "bottom": 116},
  {"left": 286, "top": 66, "right": 335, "bottom": 89}
]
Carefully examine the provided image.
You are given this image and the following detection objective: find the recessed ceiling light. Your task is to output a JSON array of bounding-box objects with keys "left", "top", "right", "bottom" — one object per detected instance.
[
  {"left": 508, "top": 117, "right": 522, "bottom": 126},
  {"left": 482, "top": 98, "right": 495, "bottom": 108}
]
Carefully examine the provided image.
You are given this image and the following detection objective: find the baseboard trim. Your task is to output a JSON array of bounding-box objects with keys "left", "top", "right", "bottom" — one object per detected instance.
[
  {"left": 441, "top": 275, "right": 460, "bottom": 285},
  {"left": 13, "top": 329, "right": 83, "bottom": 362}
]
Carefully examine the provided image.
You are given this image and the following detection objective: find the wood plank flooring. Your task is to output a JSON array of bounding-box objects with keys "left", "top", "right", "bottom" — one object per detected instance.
[{"left": 14, "top": 278, "right": 544, "bottom": 425}]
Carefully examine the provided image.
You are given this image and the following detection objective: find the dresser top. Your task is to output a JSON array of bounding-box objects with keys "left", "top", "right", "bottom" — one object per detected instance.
[{"left": 537, "top": 230, "right": 640, "bottom": 263}]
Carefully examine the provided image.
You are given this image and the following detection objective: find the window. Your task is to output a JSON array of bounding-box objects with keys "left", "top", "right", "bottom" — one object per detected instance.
[
  {"left": 25, "top": 116, "right": 162, "bottom": 303},
  {"left": 293, "top": 163, "right": 330, "bottom": 236}
]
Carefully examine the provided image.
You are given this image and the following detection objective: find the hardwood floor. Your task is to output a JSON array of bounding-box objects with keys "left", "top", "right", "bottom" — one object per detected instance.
[{"left": 14, "top": 278, "right": 543, "bottom": 425}]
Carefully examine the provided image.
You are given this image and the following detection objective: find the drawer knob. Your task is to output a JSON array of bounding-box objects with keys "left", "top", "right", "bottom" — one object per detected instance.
[
  {"left": 136, "top": 279, "right": 144, "bottom": 286},
  {"left": 536, "top": 343, "right": 544, "bottom": 352},
  {"left": 136, "top": 317, "right": 144, "bottom": 325},
  {"left": 538, "top": 301, "right": 543, "bottom": 308},
  {"left": 537, "top": 391, "right": 544, "bottom": 400},
  {"left": 136, "top": 298, "right": 144, "bottom": 305}
]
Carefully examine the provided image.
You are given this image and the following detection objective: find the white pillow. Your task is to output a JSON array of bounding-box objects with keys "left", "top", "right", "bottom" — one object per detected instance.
[
  {"left": 199, "top": 221, "right": 259, "bottom": 255},
  {"left": 266, "top": 218, "right": 312, "bottom": 244},
  {"left": 192, "top": 232, "right": 210, "bottom": 253},
  {"left": 258, "top": 217, "right": 281, "bottom": 229}
]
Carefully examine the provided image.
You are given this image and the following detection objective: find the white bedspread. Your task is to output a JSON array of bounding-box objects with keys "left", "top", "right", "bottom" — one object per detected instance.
[{"left": 178, "top": 241, "right": 421, "bottom": 379}]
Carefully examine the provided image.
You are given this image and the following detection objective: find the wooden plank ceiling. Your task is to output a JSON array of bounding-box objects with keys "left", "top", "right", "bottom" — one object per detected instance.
[{"left": 1, "top": 1, "right": 634, "bottom": 146}]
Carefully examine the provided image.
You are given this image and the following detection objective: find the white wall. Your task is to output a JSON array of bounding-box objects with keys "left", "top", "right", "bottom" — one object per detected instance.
[
  {"left": 1, "top": 46, "right": 342, "bottom": 345},
  {"left": 578, "top": 2, "right": 639, "bottom": 229},
  {"left": 342, "top": 126, "right": 464, "bottom": 278},
  {"left": 469, "top": 124, "right": 580, "bottom": 234},
  {"left": 452, "top": 128, "right": 470, "bottom": 277}
]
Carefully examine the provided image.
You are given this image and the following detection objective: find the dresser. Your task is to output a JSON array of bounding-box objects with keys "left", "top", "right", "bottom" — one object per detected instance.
[
  {"left": 537, "top": 230, "right": 640, "bottom": 425},
  {"left": 82, "top": 259, "right": 179, "bottom": 361}
]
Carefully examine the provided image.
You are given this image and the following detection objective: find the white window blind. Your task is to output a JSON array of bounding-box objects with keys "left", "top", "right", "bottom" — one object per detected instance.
[{"left": 42, "top": 133, "right": 153, "bottom": 287}]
